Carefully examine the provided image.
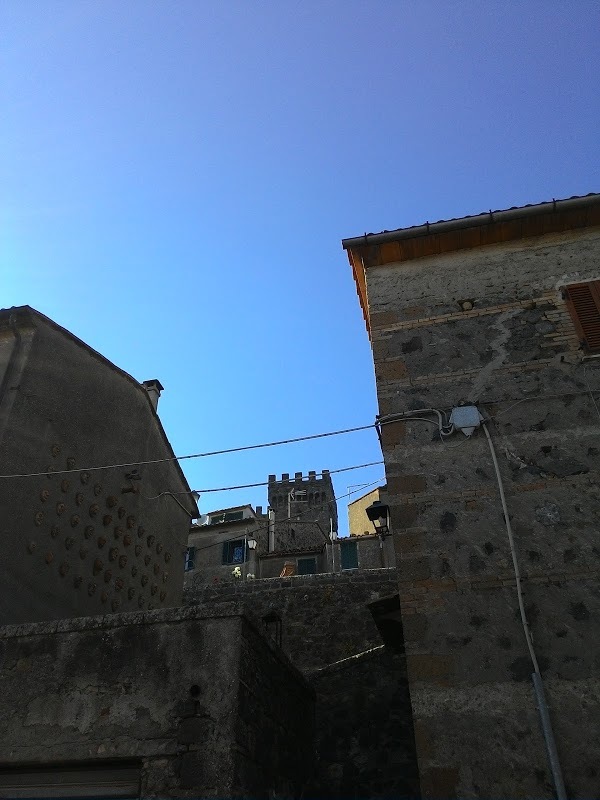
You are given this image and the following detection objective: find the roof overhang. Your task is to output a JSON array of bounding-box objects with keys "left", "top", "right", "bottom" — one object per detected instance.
[{"left": 342, "top": 193, "right": 600, "bottom": 339}]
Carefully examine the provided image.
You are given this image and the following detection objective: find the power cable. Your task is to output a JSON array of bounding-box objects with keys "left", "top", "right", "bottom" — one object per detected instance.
[
  {"left": 0, "top": 407, "right": 450, "bottom": 481},
  {"left": 0, "top": 422, "right": 380, "bottom": 479},
  {"left": 188, "top": 475, "right": 385, "bottom": 557}
]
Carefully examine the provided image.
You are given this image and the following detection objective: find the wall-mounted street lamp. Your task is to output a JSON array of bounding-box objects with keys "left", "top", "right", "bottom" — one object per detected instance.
[
  {"left": 365, "top": 500, "right": 391, "bottom": 537},
  {"left": 247, "top": 537, "right": 257, "bottom": 551}
]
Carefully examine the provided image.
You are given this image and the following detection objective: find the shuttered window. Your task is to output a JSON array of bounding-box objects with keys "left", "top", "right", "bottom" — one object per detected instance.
[{"left": 564, "top": 281, "right": 600, "bottom": 353}]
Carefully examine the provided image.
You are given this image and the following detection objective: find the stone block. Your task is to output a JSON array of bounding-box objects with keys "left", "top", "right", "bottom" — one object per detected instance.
[
  {"left": 419, "top": 767, "right": 459, "bottom": 799},
  {"left": 406, "top": 654, "right": 452, "bottom": 685},
  {"left": 388, "top": 475, "right": 427, "bottom": 494},
  {"left": 377, "top": 359, "right": 408, "bottom": 381}
]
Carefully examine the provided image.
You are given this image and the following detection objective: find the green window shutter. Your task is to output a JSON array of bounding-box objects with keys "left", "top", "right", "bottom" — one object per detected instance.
[
  {"left": 340, "top": 540, "right": 358, "bottom": 570},
  {"left": 298, "top": 557, "right": 317, "bottom": 575}
]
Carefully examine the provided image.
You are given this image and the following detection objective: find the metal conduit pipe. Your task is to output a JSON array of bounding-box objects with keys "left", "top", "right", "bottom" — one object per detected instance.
[{"left": 482, "top": 422, "right": 567, "bottom": 800}]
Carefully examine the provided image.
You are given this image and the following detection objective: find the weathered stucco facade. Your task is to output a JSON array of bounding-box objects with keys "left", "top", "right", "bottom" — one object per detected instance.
[
  {"left": 344, "top": 194, "right": 600, "bottom": 798},
  {"left": 0, "top": 307, "right": 195, "bottom": 625},
  {"left": 0, "top": 606, "right": 313, "bottom": 798}
]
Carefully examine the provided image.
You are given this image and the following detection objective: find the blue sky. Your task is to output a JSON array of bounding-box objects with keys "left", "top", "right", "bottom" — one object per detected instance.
[{"left": 2, "top": 1, "right": 599, "bottom": 534}]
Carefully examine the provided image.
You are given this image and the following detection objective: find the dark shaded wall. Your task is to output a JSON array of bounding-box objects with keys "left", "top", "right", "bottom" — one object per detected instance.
[
  {"left": 0, "top": 606, "right": 313, "bottom": 799},
  {"left": 0, "top": 309, "right": 192, "bottom": 624},
  {"left": 186, "top": 568, "right": 420, "bottom": 798},
  {"left": 363, "top": 225, "right": 600, "bottom": 798}
]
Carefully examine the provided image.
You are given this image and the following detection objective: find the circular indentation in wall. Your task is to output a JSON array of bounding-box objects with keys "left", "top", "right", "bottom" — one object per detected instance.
[
  {"left": 79, "top": 548, "right": 88, "bottom": 559},
  {"left": 126, "top": 516, "right": 136, "bottom": 529},
  {"left": 164, "top": 552, "right": 171, "bottom": 563},
  {"left": 115, "top": 578, "right": 124, "bottom": 591},
  {"left": 56, "top": 503, "right": 66, "bottom": 516},
  {"left": 162, "top": 573, "right": 168, "bottom": 583},
  {"left": 35, "top": 512, "right": 44, "bottom": 526},
  {"left": 65, "top": 537, "right": 75, "bottom": 549},
  {"left": 117, "top": 507, "right": 126, "bottom": 519},
  {"left": 97, "top": 536, "right": 107, "bottom": 549},
  {"left": 114, "top": 527, "right": 123, "bottom": 540},
  {"left": 119, "top": 555, "right": 127, "bottom": 568},
  {"left": 93, "top": 484, "right": 103, "bottom": 496},
  {"left": 40, "top": 489, "right": 50, "bottom": 502},
  {"left": 66, "top": 458, "right": 75, "bottom": 470},
  {"left": 106, "top": 496, "right": 117, "bottom": 508},
  {"left": 61, "top": 479, "right": 70, "bottom": 493},
  {"left": 59, "top": 562, "right": 69, "bottom": 577},
  {"left": 80, "top": 472, "right": 90, "bottom": 485},
  {"left": 93, "top": 559, "right": 103, "bottom": 575},
  {"left": 153, "top": 563, "right": 160, "bottom": 575},
  {"left": 123, "top": 534, "right": 132, "bottom": 547},
  {"left": 73, "top": 576, "right": 82, "bottom": 588},
  {"left": 101, "top": 591, "right": 108, "bottom": 603},
  {"left": 26, "top": 541, "right": 36, "bottom": 554},
  {"left": 134, "top": 545, "right": 142, "bottom": 556},
  {"left": 141, "top": 575, "right": 148, "bottom": 586},
  {"left": 45, "top": 552, "right": 54, "bottom": 564},
  {"left": 103, "top": 515, "right": 112, "bottom": 527},
  {"left": 138, "top": 595, "right": 145, "bottom": 608},
  {"left": 50, "top": 525, "right": 60, "bottom": 538},
  {"left": 148, "top": 603, "right": 154, "bottom": 610},
  {"left": 75, "top": 493, "right": 84, "bottom": 506},
  {"left": 111, "top": 599, "right": 120, "bottom": 612},
  {"left": 160, "top": 590, "right": 166, "bottom": 601},
  {"left": 144, "top": 555, "right": 151, "bottom": 566},
  {"left": 146, "top": 535, "right": 155, "bottom": 547},
  {"left": 189, "top": 684, "right": 201, "bottom": 698},
  {"left": 109, "top": 548, "right": 118, "bottom": 562},
  {"left": 156, "top": 543, "right": 163, "bottom": 554},
  {"left": 89, "top": 504, "right": 99, "bottom": 518},
  {"left": 150, "top": 584, "right": 158, "bottom": 595},
  {"left": 104, "top": 570, "right": 112, "bottom": 583},
  {"left": 84, "top": 526, "right": 94, "bottom": 539},
  {"left": 137, "top": 526, "right": 145, "bottom": 538},
  {"left": 51, "top": 444, "right": 61, "bottom": 457},
  {"left": 88, "top": 582, "right": 96, "bottom": 596},
  {"left": 131, "top": 566, "right": 138, "bottom": 577},
  {"left": 70, "top": 514, "right": 80, "bottom": 528},
  {"left": 128, "top": 588, "right": 135, "bottom": 599}
]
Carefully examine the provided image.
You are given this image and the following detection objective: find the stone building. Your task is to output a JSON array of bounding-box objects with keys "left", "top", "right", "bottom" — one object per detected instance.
[
  {"left": 186, "top": 472, "right": 395, "bottom": 583},
  {"left": 0, "top": 306, "right": 196, "bottom": 624},
  {"left": 0, "top": 307, "right": 314, "bottom": 799},
  {"left": 343, "top": 193, "right": 600, "bottom": 798}
]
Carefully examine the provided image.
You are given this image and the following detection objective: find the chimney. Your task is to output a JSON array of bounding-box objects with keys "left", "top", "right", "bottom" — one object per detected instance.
[{"left": 142, "top": 379, "right": 164, "bottom": 410}]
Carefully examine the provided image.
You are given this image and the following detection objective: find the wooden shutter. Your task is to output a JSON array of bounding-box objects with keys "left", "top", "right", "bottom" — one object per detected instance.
[{"left": 564, "top": 281, "right": 600, "bottom": 353}]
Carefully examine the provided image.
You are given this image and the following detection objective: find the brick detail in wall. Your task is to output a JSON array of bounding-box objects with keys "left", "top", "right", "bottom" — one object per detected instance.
[{"left": 370, "top": 295, "right": 558, "bottom": 335}]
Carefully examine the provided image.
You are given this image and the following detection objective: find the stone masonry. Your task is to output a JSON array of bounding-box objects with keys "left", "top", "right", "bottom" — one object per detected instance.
[
  {"left": 343, "top": 195, "right": 600, "bottom": 798},
  {"left": 185, "top": 568, "right": 420, "bottom": 798}
]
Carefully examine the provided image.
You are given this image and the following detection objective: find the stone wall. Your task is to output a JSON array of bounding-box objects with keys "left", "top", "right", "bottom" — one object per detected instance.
[
  {"left": 0, "top": 605, "right": 313, "bottom": 799},
  {"left": 185, "top": 569, "right": 421, "bottom": 798},
  {"left": 362, "top": 225, "right": 600, "bottom": 798}
]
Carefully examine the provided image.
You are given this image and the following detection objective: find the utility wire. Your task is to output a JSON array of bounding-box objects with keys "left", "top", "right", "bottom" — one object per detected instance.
[
  {"left": 188, "top": 476, "right": 386, "bottom": 557},
  {"left": 0, "top": 422, "right": 379, "bottom": 479}
]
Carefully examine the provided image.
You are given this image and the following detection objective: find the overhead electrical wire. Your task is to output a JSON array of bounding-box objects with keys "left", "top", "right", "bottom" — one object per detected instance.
[
  {"left": 0, "top": 410, "right": 444, "bottom": 481},
  {"left": 0, "top": 422, "right": 381, "bottom": 480},
  {"left": 188, "top": 475, "right": 386, "bottom": 557}
]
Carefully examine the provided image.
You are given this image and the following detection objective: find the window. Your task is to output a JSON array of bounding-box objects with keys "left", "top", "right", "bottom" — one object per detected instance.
[
  {"left": 291, "top": 490, "right": 308, "bottom": 502},
  {"left": 564, "top": 281, "right": 600, "bottom": 353},
  {"left": 297, "top": 557, "right": 317, "bottom": 575},
  {"left": 340, "top": 540, "right": 358, "bottom": 570},
  {"left": 184, "top": 546, "right": 196, "bottom": 571},
  {"left": 210, "top": 510, "right": 244, "bottom": 524},
  {"left": 222, "top": 539, "right": 247, "bottom": 564}
]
